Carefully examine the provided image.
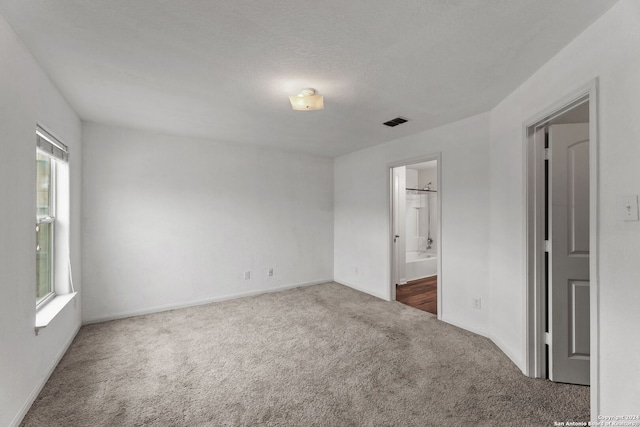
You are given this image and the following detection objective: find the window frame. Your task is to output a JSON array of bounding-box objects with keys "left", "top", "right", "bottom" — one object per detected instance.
[
  {"left": 36, "top": 151, "right": 57, "bottom": 308},
  {"left": 35, "top": 125, "right": 69, "bottom": 310}
]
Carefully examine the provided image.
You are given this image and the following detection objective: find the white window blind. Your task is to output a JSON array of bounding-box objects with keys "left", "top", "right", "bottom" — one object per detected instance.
[{"left": 36, "top": 127, "right": 68, "bottom": 162}]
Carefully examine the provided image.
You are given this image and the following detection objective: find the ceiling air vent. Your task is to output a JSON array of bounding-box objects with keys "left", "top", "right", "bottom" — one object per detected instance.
[{"left": 383, "top": 116, "right": 409, "bottom": 127}]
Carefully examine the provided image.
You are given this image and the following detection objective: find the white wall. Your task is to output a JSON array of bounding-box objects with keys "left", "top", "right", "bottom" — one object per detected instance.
[
  {"left": 406, "top": 168, "right": 418, "bottom": 188},
  {"left": 81, "top": 123, "right": 333, "bottom": 322},
  {"left": 2, "top": 0, "right": 636, "bottom": 422},
  {"left": 418, "top": 168, "right": 437, "bottom": 191},
  {"left": 405, "top": 167, "right": 439, "bottom": 255},
  {"left": 488, "top": 0, "right": 640, "bottom": 415},
  {"left": 405, "top": 168, "right": 420, "bottom": 253},
  {"left": 418, "top": 168, "right": 438, "bottom": 254},
  {"left": 0, "top": 15, "right": 82, "bottom": 427},
  {"left": 405, "top": 192, "right": 423, "bottom": 253},
  {"left": 334, "top": 113, "right": 491, "bottom": 335}
]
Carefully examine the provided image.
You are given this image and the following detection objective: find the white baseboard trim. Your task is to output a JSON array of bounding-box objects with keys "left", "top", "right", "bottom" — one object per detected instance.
[
  {"left": 10, "top": 323, "right": 81, "bottom": 427},
  {"left": 440, "top": 315, "right": 525, "bottom": 373},
  {"left": 489, "top": 332, "right": 526, "bottom": 374},
  {"left": 82, "top": 279, "right": 334, "bottom": 325},
  {"left": 333, "top": 279, "right": 390, "bottom": 301},
  {"left": 440, "top": 314, "right": 490, "bottom": 338}
]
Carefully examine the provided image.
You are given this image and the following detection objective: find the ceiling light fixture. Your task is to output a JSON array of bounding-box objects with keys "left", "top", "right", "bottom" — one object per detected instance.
[{"left": 289, "top": 88, "right": 324, "bottom": 111}]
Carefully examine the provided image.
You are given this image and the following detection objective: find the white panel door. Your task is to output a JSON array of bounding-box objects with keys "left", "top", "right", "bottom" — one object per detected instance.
[
  {"left": 392, "top": 167, "right": 406, "bottom": 286},
  {"left": 549, "top": 123, "right": 590, "bottom": 385}
]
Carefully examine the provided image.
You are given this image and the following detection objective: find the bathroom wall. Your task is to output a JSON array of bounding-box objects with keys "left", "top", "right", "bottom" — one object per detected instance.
[
  {"left": 419, "top": 167, "right": 438, "bottom": 254},
  {"left": 404, "top": 169, "right": 421, "bottom": 253},
  {"left": 405, "top": 166, "right": 438, "bottom": 255},
  {"left": 406, "top": 169, "right": 418, "bottom": 189},
  {"left": 418, "top": 168, "right": 437, "bottom": 191}
]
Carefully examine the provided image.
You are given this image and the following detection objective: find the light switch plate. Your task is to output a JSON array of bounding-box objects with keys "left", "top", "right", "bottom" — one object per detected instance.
[{"left": 617, "top": 195, "right": 639, "bottom": 221}]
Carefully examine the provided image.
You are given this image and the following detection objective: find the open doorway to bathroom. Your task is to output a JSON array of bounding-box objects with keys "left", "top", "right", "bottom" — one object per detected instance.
[{"left": 390, "top": 156, "right": 441, "bottom": 317}]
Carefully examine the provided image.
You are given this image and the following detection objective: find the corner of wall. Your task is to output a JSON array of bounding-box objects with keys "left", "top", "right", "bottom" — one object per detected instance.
[{"left": 333, "top": 279, "right": 391, "bottom": 302}]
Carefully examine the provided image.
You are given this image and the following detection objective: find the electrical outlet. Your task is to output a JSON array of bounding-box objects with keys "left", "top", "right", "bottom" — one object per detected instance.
[
  {"left": 243, "top": 270, "right": 251, "bottom": 280},
  {"left": 472, "top": 298, "right": 481, "bottom": 310},
  {"left": 267, "top": 268, "right": 274, "bottom": 277},
  {"left": 354, "top": 267, "right": 358, "bottom": 274},
  {"left": 617, "top": 195, "right": 639, "bottom": 221}
]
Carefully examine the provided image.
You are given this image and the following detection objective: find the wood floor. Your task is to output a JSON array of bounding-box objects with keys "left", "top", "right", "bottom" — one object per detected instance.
[{"left": 396, "top": 276, "right": 437, "bottom": 315}]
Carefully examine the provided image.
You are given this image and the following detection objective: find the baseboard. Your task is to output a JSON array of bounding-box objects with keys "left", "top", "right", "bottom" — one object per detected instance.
[
  {"left": 440, "top": 315, "right": 525, "bottom": 373},
  {"left": 10, "top": 323, "right": 81, "bottom": 427},
  {"left": 440, "top": 314, "right": 490, "bottom": 338},
  {"left": 333, "top": 279, "right": 390, "bottom": 301},
  {"left": 82, "top": 279, "right": 333, "bottom": 325},
  {"left": 489, "top": 332, "right": 526, "bottom": 374}
]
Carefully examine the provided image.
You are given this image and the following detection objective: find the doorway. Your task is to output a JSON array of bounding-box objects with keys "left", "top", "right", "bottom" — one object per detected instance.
[
  {"left": 390, "top": 156, "right": 441, "bottom": 317},
  {"left": 525, "top": 81, "right": 598, "bottom": 406}
]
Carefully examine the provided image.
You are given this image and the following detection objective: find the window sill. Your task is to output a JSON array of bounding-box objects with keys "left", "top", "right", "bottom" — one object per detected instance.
[{"left": 35, "top": 292, "right": 77, "bottom": 335}]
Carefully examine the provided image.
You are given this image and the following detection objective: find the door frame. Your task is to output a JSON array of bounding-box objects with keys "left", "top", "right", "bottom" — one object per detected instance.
[
  {"left": 523, "top": 79, "right": 599, "bottom": 415},
  {"left": 388, "top": 153, "right": 442, "bottom": 320}
]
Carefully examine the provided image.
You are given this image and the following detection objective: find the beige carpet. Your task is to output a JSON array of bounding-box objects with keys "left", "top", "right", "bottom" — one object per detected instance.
[{"left": 22, "top": 282, "right": 589, "bottom": 426}]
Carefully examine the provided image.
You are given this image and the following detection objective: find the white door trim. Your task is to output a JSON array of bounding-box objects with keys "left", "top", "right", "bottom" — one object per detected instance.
[
  {"left": 523, "top": 78, "right": 599, "bottom": 417},
  {"left": 388, "top": 153, "right": 442, "bottom": 320}
]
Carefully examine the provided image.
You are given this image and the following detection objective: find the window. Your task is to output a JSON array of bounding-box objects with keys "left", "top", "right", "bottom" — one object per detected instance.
[
  {"left": 35, "top": 127, "right": 69, "bottom": 309},
  {"left": 36, "top": 151, "right": 55, "bottom": 306}
]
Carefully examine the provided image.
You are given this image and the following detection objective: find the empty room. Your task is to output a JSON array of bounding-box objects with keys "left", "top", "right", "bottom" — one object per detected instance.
[{"left": 1, "top": 1, "right": 639, "bottom": 426}]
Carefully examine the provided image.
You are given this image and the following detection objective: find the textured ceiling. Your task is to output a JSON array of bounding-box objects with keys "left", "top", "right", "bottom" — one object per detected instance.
[{"left": 0, "top": 0, "right": 618, "bottom": 157}]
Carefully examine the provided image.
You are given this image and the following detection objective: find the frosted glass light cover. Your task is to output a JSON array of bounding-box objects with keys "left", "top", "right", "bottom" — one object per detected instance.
[{"left": 289, "top": 94, "right": 324, "bottom": 111}]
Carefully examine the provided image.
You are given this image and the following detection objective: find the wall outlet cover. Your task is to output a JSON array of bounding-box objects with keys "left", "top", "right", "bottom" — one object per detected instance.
[{"left": 617, "top": 195, "right": 639, "bottom": 221}]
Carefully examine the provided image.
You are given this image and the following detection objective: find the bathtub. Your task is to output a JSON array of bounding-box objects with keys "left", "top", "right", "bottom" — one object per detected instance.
[{"left": 405, "top": 250, "right": 437, "bottom": 281}]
